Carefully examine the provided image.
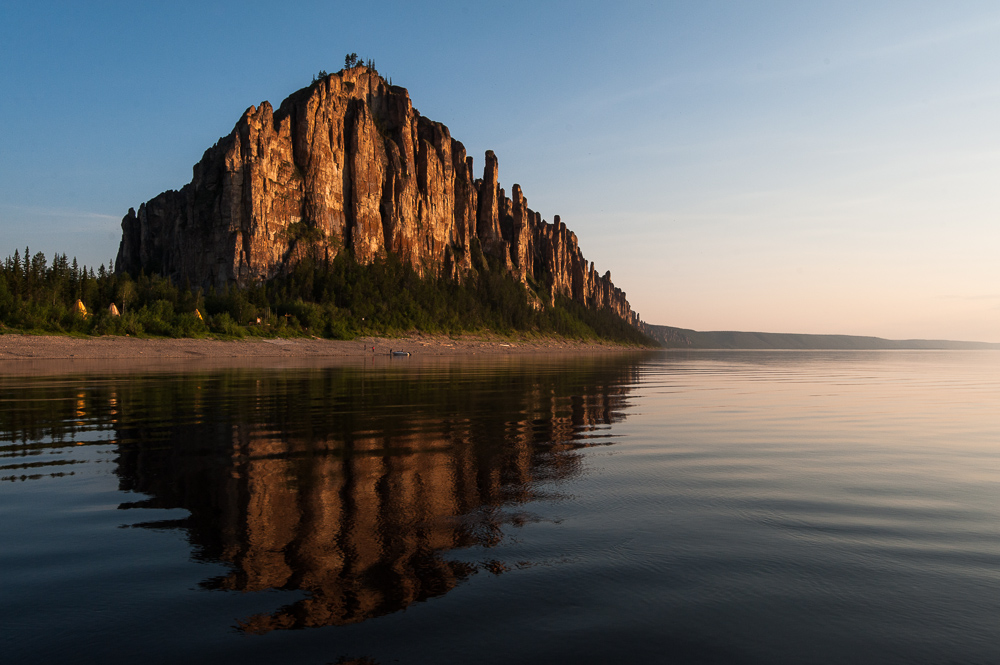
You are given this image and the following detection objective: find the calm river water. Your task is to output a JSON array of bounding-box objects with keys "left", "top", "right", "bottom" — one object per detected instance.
[{"left": 2, "top": 350, "right": 998, "bottom": 664}]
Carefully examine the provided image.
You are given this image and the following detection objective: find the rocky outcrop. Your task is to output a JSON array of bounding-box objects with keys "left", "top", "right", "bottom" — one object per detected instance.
[{"left": 117, "top": 66, "right": 639, "bottom": 327}]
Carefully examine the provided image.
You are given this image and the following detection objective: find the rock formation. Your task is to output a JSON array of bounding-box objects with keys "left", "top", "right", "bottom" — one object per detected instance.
[{"left": 117, "top": 65, "right": 639, "bottom": 327}]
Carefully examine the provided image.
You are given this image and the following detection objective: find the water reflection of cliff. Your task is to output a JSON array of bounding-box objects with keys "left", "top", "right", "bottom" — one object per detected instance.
[{"left": 108, "top": 356, "right": 642, "bottom": 632}]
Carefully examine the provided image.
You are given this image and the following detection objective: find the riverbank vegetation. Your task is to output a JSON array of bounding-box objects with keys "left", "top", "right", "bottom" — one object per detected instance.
[{"left": 0, "top": 248, "right": 653, "bottom": 346}]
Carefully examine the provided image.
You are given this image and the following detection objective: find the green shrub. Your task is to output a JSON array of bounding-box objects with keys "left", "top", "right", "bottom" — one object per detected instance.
[{"left": 209, "top": 312, "right": 243, "bottom": 338}]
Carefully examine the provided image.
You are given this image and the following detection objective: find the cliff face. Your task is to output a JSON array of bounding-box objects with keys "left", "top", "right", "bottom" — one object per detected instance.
[{"left": 117, "top": 66, "right": 639, "bottom": 326}]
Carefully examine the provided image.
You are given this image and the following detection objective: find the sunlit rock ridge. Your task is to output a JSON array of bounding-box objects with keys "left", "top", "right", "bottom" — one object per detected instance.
[{"left": 117, "top": 65, "right": 639, "bottom": 327}]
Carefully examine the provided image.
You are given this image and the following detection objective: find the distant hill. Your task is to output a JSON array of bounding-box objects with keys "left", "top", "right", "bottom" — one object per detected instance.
[{"left": 645, "top": 325, "right": 1000, "bottom": 350}]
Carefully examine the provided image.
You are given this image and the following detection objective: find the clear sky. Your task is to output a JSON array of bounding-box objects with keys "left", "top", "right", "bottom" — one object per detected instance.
[{"left": 3, "top": 1, "right": 999, "bottom": 341}]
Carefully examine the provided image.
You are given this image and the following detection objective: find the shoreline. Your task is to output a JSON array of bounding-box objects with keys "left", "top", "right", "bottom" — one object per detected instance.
[{"left": 0, "top": 332, "right": 649, "bottom": 361}]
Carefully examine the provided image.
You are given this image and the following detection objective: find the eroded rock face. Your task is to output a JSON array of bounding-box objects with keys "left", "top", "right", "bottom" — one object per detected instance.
[{"left": 117, "top": 66, "right": 640, "bottom": 326}]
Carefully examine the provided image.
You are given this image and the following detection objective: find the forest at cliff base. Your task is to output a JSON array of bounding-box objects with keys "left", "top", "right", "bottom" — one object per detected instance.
[{"left": 0, "top": 247, "right": 654, "bottom": 346}]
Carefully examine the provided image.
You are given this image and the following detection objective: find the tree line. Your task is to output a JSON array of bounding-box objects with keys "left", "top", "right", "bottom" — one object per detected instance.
[{"left": 0, "top": 244, "right": 653, "bottom": 345}]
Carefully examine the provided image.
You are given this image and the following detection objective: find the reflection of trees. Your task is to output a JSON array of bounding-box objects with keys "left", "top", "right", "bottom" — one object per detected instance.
[
  {"left": 3, "top": 356, "right": 642, "bottom": 632},
  {"left": 0, "top": 376, "right": 122, "bottom": 481}
]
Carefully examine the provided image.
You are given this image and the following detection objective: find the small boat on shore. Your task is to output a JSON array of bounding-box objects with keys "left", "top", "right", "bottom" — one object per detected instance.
[{"left": 390, "top": 350, "right": 411, "bottom": 357}]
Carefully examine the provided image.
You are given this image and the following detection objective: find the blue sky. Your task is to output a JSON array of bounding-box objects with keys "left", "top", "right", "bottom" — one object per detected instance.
[{"left": 3, "top": 1, "right": 1000, "bottom": 340}]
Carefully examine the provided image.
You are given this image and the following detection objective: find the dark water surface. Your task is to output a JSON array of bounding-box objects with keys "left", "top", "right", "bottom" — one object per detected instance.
[{"left": 2, "top": 351, "right": 998, "bottom": 664}]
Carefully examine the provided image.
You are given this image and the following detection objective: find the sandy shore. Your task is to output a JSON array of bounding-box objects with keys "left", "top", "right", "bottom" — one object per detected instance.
[{"left": 0, "top": 332, "right": 644, "bottom": 359}]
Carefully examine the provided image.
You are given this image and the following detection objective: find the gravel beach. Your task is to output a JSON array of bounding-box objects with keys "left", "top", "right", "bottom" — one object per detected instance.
[{"left": 0, "top": 333, "right": 649, "bottom": 374}]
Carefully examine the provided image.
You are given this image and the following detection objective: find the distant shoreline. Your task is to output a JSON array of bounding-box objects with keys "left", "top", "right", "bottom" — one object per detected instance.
[{"left": 645, "top": 325, "right": 1000, "bottom": 350}]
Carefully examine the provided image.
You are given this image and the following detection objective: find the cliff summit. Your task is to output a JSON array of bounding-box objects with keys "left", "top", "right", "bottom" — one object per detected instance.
[{"left": 117, "top": 66, "right": 639, "bottom": 327}]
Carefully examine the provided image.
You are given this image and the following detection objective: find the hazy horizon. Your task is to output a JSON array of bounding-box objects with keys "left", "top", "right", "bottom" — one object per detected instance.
[{"left": 3, "top": 1, "right": 998, "bottom": 341}]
